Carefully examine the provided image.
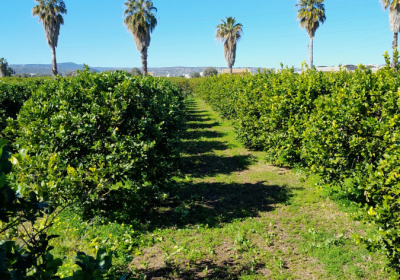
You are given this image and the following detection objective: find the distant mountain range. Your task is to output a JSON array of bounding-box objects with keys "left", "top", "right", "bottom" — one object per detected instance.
[
  {"left": 9, "top": 63, "right": 265, "bottom": 77},
  {"left": 11, "top": 62, "right": 383, "bottom": 77}
]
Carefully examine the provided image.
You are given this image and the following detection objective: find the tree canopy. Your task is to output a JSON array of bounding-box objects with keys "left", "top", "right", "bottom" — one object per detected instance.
[
  {"left": 203, "top": 67, "right": 218, "bottom": 77},
  {"left": 123, "top": 0, "right": 157, "bottom": 76},
  {"left": 216, "top": 17, "right": 243, "bottom": 73},
  {"left": 130, "top": 67, "right": 142, "bottom": 76},
  {"left": 190, "top": 72, "right": 201, "bottom": 78},
  {"left": 296, "top": 0, "right": 325, "bottom": 38}
]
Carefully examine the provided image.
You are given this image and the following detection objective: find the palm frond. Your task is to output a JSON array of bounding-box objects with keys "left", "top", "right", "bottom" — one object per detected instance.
[
  {"left": 296, "top": 0, "right": 325, "bottom": 38},
  {"left": 32, "top": 0, "right": 67, "bottom": 48},
  {"left": 216, "top": 17, "right": 243, "bottom": 69},
  {"left": 381, "top": 0, "right": 400, "bottom": 11},
  {"left": 123, "top": 0, "right": 158, "bottom": 51}
]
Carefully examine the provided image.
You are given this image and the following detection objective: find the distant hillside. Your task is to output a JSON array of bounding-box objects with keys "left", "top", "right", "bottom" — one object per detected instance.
[
  {"left": 10, "top": 63, "right": 92, "bottom": 75},
  {"left": 9, "top": 63, "right": 264, "bottom": 77}
]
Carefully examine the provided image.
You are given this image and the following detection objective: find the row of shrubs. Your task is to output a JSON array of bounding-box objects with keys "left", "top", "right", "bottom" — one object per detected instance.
[
  {"left": 0, "top": 75, "right": 194, "bottom": 134},
  {"left": 1, "top": 69, "right": 187, "bottom": 278},
  {"left": 4, "top": 69, "right": 186, "bottom": 219},
  {"left": 168, "top": 77, "right": 203, "bottom": 97},
  {"left": 196, "top": 55, "right": 400, "bottom": 271}
]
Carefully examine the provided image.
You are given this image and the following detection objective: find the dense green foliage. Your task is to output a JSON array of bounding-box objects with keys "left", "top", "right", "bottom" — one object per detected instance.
[
  {"left": 7, "top": 70, "right": 186, "bottom": 219},
  {"left": 189, "top": 72, "right": 201, "bottom": 78},
  {"left": 168, "top": 77, "right": 203, "bottom": 97},
  {"left": 0, "top": 77, "right": 48, "bottom": 132},
  {"left": 203, "top": 67, "right": 218, "bottom": 77},
  {"left": 0, "top": 140, "right": 130, "bottom": 279},
  {"left": 129, "top": 67, "right": 142, "bottom": 76},
  {"left": 196, "top": 58, "right": 400, "bottom": 271}
]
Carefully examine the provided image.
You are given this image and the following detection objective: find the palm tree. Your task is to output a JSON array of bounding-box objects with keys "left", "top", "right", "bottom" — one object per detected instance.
[
  {"left": 32, "top": 0, "right": 67, "bottom": 78},
  {"left": 296, "top": 0, "right": 326, "bottom": 69},
  {"left": 123, "top": 0, "right": 157, "bottom": 76},
  {"left": 216, "top": 17, "right": 243, "bottom": 74},
  {"left": 381, "top": 0, "right": 400, "bottom": 68}
]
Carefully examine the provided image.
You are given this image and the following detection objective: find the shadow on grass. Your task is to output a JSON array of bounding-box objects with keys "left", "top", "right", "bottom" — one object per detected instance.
[
  {"left": 143, "top": 180, "right": 297, "bottom": 230},
  {"left": 187, "top": 115, "right": 213, "bottom": 122},
  {"left": 183, "top": 130, "right": 225, "bottom": 140},
  {"left": 187, "top": 122, "right": 221, "bottom": 130},
  {"left": 182, "top": 141, "right": 229, "bottom": 156},
  {"left": 133, "top": 259, "right": 266, "bottom": 279},
  {"left": 181, "top": 100, "right": 250, "bottom": 176},
  {"left": 181, "top": 154, "right": 254, "bottom": 177}
]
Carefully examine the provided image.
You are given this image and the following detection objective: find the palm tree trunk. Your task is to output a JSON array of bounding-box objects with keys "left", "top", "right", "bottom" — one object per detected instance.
[
  {"left": 392, "top": 32, "right": 398, "bottom": 69},
  {"left": 310, "top": 37, "right": 314, "bottom": 69},
  {"left": 52, "top": 46, "right": 58, "bottom": 78},
  {"left": 229, "top": 66, "right": 232, "bottom": 74},
  {"left": 141, "top": 47, "right": 148, "bottom": 76}
]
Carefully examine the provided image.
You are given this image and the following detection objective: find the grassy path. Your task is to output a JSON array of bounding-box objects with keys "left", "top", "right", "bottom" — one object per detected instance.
[{"left": 131, "top": 98, "right": 396, "bottom": 279}]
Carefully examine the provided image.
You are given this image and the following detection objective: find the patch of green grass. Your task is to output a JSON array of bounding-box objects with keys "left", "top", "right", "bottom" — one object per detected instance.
[{"left": 48, "top": 211, "right": 140, "bottom": 277}]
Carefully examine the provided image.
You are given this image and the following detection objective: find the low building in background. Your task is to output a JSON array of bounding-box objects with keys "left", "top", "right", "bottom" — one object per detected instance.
[
  {"left": 148, "top": 71, "right": 155, "bottom": 76},
  {"left": 316, "top": 66, "right": 342, "bottom": 72},
  {"left": 315, "top": 64, "right": 381, "bottom": 73},
  {"left": 221, "top": 68, "right": 252, "bottom": 75}
]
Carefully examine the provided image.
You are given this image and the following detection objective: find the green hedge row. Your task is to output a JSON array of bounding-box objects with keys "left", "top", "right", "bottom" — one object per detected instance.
[
  {"left": 168, "top": 77, "right": 203, "bottom": 97},
  {"left": 196, "top": 61, "right": 400, "bottom": 270},
  {"left": 0, "top": 77, "right": 49, "bottom": 131},
  {"left": 6, "top": 70, "right": 186, "bottom": 219}
]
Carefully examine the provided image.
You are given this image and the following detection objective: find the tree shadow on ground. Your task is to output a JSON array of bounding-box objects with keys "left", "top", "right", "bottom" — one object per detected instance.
[
  {"left": 132, "top": 259, "right": 266, "bottom": 279},
  {"left": 143, "top": 180, "right": 297, "bottom": 230},
  {"left": 183, "top": 130, "right": 225, "bottom": 140},
  {"left": 181, "top": 154, "right": 254, "bottom": 177},
  {"left": 182, "top": 141, "right": 229, "bottom": 156},
  {"left": 181, "top": 101, "right": 250, "bottom": 176},
  {"left": 187, "top": 115, "right": 213, "bottom": 122},
  {"left": 187, "top": 122, "right": 221, "bottom": 130}
]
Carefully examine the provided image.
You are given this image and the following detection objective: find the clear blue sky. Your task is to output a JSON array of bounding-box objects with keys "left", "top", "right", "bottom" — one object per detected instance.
[{"left": 0, "top": 0, "right": 394, "bottom": 68}]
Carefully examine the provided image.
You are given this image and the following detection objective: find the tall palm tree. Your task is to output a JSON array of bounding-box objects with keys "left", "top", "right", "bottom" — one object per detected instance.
[
  {"left": 32, "top": 0, "right": 67, "bottom": 78},
  {"left": 381, "top": 0, "right": 400, "bottom": 68},
  {"left": 216, "top": 17, "right": 243, "bottom": 74},
  {"left": 296, "top": 0, "right": 326, "bottom": 69},
  {"left": 124, "top": 0, "right": 157, "bottom": 76}
]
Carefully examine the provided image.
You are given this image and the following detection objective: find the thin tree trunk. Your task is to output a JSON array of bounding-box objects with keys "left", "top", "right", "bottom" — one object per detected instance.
[
  {"left": 141, "top": 47, "right": 148, "bottom": 76},
  {"left": 52, "top": 46, "right": 58, "bottom": 78},
  {"left": 392, "top": 32, "right": 398, "bottom": 69},
  {"left": 310, "top": 37, "right": 314, "bottom": 69},
  {"left": 229, "top": 66, "right": 232, "bottom": 74}
]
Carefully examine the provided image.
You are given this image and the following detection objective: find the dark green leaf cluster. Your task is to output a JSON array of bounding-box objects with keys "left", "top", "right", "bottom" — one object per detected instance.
[
  {"left": 0, "top": 78, "right": 48, "bottom": 133},
  {"left": 7, "top": 69, "right": 186, "bottom": 219},
  {"left": 196, "top": 61, "right": 400, "bottom": 271}
]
